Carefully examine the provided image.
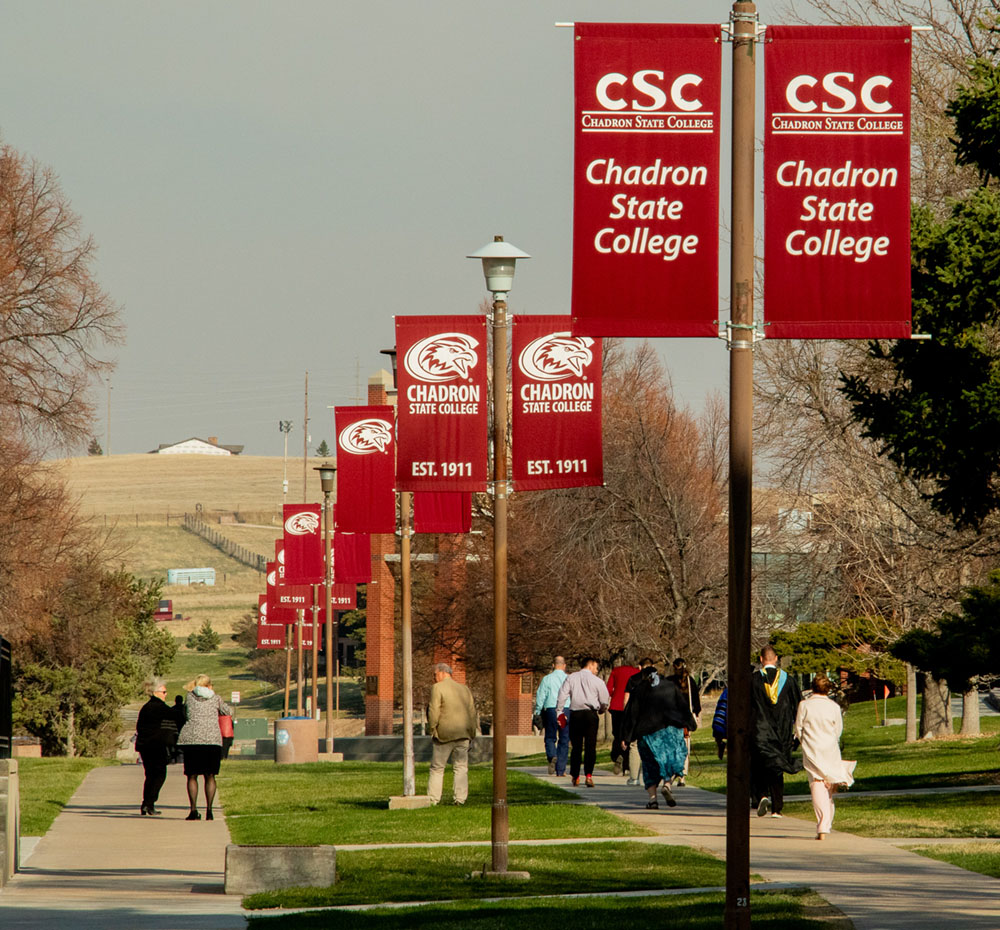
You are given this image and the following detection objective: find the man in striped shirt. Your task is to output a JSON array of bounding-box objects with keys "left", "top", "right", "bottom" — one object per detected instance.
[{"left": 556, "top": 657, "right": 611, "bottom": 787}]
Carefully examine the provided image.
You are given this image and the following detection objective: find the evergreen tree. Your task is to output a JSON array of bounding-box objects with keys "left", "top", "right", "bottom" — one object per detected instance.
[
  {"left": 315, "top": 439, "right": 331, "bottom": 457},
  {"left": 87, "top": 437, "right": 103, "bottom": 456},
  {"left": 186, "top": 619, "right": 221, "bottom": 653},
  {"left": 842, "top": 41, "right": 1000, "bottom": 528}
]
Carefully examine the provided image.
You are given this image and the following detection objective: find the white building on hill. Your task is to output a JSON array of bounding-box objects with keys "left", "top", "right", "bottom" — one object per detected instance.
[{"left": 151, "top": 437, "right": 244, "bottom": 456}]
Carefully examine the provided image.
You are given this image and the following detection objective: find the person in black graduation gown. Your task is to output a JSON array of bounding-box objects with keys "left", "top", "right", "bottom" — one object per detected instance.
[{"left": 750, "top": 644, "right": 802, "bottom": 817}]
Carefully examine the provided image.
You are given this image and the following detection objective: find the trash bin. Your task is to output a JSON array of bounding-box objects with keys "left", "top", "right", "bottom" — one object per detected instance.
[{"left": 274, "top": 717, "right": 318, "bottom": 764}]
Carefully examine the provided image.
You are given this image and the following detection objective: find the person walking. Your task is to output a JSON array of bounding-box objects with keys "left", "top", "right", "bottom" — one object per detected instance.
[
  {"left": 623, "top": 657, "right": 654, "bottom": 785},
  {"left": 712, "top": 686, "right": 728, "bottom": 760},
  {"left": 668, "top": 657, "right": 701, "bottom": 786},
  {"left": 176, "top": 674, "right": 232, "bottom": 821},
  {"left": 427, "top": 663, "right": 478, "bottom": 805},
  {"left": 134, "top": 677, "right": 176, "bottom": 816},
  {"left": 794, "top": 674, "right": 856, "bottom": 840},
  {"left": 556, "top": 657, "right": 610, "bottom": 787},
  {"left": 534, "top": 656, "right": 570, "bottom": 776},
  {"left": 606, "top": 656, "right": 639, "bottom": 777},
  {"left": 621, "top": 663, "right": 694, "bottom": 809},
  {"left": 750, "top": 645, "right": 803, "bottom": 818}
]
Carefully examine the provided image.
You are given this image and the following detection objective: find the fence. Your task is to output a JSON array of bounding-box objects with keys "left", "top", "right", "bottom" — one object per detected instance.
[{"left": 182, "top": 514, "right": 267, "bottom": 573}]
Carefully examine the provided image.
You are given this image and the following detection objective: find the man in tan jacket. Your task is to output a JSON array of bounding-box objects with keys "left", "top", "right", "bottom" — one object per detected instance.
[{"left": 427, "top": 662, "right": 477, "bottom": 805}]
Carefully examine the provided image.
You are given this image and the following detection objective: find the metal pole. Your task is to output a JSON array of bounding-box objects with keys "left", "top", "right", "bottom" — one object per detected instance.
[
  {"left": 311, "top": 586, "right": 319, "bottom": 719},
  {"left": 324, "top": 488, "right": 334, "bottom": 750},
  {"left": 491, "top": 293, "right": 509, "bottom": 874},
  {"left": 303, "top": 371, "right": 309, "bottom": 499},
  {"left": 283, "top": 629, "right": 292, "bottom": 717},
  {"left": 400, "top": 489, "right": 415, "bottom": 795},
  {"left": 725, "top": 3, "right": 757, "bottom": 929},
  {"left": 296, "top": 610, "right": 304, "bottom": 716}
]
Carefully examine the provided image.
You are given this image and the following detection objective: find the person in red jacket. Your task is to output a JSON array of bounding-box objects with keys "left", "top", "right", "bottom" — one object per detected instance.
[{"left": 606, "top": 657, "right": 639, "bottom": 777}]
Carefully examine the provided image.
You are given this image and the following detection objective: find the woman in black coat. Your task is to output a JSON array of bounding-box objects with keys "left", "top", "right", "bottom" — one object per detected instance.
[{"left": 135, "top": 677, "right": 177, "bottom": 816}]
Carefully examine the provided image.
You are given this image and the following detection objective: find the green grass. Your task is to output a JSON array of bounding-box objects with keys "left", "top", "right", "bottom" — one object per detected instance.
[
  {"left": 218, "top": 761, "right": 652, "bottom": 846},
  {"left": 903, "top": 842, "right": 1000, "bottom": 878},
  {"left": 164, "top": 642, "right": 273, "bottom": 708},
  {"left": 246, "top": 890, "right": 843, "bottom": 929},
  {"left": 244, "top": 841, "right": 728, "bottom": 909},
  {"left": 685, "top": 697, "right": 1000, "bottom": 795},
  {"left": 783, "top": 790, "right": 1000, "bottom": 838},
  {"left": 17, "top": 758, "right": 113, "bottom": 836}
]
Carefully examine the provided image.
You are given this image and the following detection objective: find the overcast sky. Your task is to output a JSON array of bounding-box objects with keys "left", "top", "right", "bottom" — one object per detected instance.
[{"left": 0, "top": 1, "right": 785, "bottom": 456}]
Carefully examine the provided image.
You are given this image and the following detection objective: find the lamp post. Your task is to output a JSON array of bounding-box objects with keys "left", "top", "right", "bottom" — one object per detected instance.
[
  {"left": 381, "top": 347, "right": 417, "bottom": 797},
  {"left": 314, "top": 463, "right": 336, "bottom": 752},
  {"left": 467, "top": 235, "right": 530, "bottom": 875}
]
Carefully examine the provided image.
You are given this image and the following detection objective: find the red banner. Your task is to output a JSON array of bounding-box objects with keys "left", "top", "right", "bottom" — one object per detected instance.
[
  {"left": 413, "top": 492, "right": 472, "bottom": 534},
  {"left": 336, "top": 405, "right": 396, "bottom": 533},
  {"left": 764, "top": 26, "right": 911, "bottom": 338},
  {"left": 571, "top": 23, "right": 722, "bottom": 337},
  {"left": 283, "top": 504, "right": 323, "bottom": 584},
  {"left": 395, "top": 316, "right": 488, "bottom": 491},
  {"left": 257, "top": 596, "right": 287, "bottom": 649},
  {"left": 512, "top": 315, "right": 603, "bottom": 490},
  {"left": 274, "top": 543, "right": 285, "bottom": 581},
  {"left": 274, "top": 584, "right": 313, "bottom": 609},
  {"left": 334, "top": 530, "right": 371, "bottom": 584}
]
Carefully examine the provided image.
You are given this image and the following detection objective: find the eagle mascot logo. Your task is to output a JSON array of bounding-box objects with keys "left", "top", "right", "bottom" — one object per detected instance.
[
  {"left": 518, "top": 333, "right": 595, "bottom": 382},
  {"left": 403, "top": 333, "right": 479, "bottom": 382},
  {"left": 339, "top": 419, "right": 393, "bottom": 455}
]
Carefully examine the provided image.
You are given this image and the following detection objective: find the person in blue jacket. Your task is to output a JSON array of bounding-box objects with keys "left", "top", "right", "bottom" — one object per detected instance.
[{"left": 534, "top": 656, "right": 570, "bottom": 776}]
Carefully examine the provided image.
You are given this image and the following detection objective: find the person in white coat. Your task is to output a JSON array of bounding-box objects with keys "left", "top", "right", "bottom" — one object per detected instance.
[{"left": 793, "top": 674, "right": 857, "bottom": 840}]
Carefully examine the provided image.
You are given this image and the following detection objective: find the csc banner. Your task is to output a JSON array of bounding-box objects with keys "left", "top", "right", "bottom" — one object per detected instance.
[
  {"left": 512, "top": 316, "right": 603, "bottom": 491},
  {"left": 764, "top": 26, "right": 911, "bottom": 338},
  {"left": 413, "top": 492, "right": 472, "bottom": 534},
  {"left": 395, "top": 316, "right": 488, "bottom": 491},
  {"left": 283, "top": 504, "right": 323, "bottom": 585},
  {"left": 572, "top": 23, "right": 722, "bottom": 337},
  {"left": 335, "top": 405, "right": 396, "bottom": 533}
]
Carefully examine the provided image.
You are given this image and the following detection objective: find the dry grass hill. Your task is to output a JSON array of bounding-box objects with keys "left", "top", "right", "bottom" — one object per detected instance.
[{"left": 48, "top": 453, "right": 335, "bottom": 635}]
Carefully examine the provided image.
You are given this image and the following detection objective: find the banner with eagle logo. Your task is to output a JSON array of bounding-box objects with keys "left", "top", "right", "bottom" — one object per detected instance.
[
  {"left": 395, "top": 315, "right": 488, "bottom": 492},
  {"left": 512, "top": 315, "right": 603, "bottom": 491},
  {"left": 282, "top": 503, "right": 324, "bottom": 585},
  {"left": 335, "top": 405, "right": 396, "bottom": 533}
]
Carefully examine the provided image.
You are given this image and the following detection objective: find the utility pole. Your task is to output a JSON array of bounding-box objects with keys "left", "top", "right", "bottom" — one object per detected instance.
[
  {"left": 303, "top": 371, "right": 310, "bottom": 499},
  {"left": 106, "top": 378, "right": 112, "bottom": 456}
]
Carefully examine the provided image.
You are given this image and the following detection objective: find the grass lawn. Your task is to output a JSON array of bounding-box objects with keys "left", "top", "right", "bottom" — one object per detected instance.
[
  {"left": 244, "top": 841, "right": 728, "bottom": 909},
  {"left": 17, "top": 758, "right": 113, "bottom": 836},
  {"left": 903, "top": 842, "right": 1000, "bottom": 878},
  {"left": 164, "top": 642, "right": 273, "bottom": 708},
  {"left": 683, "top": 697, "right": 1000, "bottom": 796},
  {"left": 246, "top": 890, "right": 845, "bottom": 929},
  {"left": 783, "top": 790, "right": 1000, "bottom": 838},
  {"left": 218, "top": 761, "right": 652, "bottom": 846}
]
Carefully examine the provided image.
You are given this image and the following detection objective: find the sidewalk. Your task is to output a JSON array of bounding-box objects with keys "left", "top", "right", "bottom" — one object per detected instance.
[
  {"left": 525, "top": 766, "right": 1000, "bottom": 930},
  {"left": 0, "top": 763, "right": 246, "bottom": 930}
]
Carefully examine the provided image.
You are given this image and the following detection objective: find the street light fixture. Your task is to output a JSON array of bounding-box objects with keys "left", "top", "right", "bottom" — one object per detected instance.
[
  {"left": 381, "top": 346, "right": 417, "bottom": 798},
  {"left": 314, "top": 462, "right": 336, "bottom": 752},
  {"left": 467, "top": 235, "right": 530, "bottom": 875}
]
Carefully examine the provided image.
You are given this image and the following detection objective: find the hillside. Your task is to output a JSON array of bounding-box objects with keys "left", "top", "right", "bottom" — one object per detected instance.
[
  {"left": 48, "top": 453, "right": 335, "bottom": 635},
  {"left": 49, "top": 453, "right": 333, "bottom": 517}
]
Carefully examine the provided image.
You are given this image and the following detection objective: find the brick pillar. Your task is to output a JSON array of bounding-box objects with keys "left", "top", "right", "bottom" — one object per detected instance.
[
  {"left": 506, "top": 671, "right": 534, "bottom": 736},
  {"left": 364, "top": 370, "right": 396, "bottom": 735}
]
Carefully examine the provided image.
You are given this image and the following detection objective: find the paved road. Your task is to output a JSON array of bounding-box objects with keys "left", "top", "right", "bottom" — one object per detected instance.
[
  {"left": 0, "top": 763, "right": 246, "bottom": 930},
  {"left": 527, "top": 767, "right": 1000, "bottom": 930}
]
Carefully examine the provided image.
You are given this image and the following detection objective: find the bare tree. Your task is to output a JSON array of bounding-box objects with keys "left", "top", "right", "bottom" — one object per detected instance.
[
  {"left": 755, "top": 339, "right": 1000, "bottom": 737},
  {"left": 0, "top": 142, "right": 122, "bottom": 450},
  {"left": 416, "top": 344, "right": 728, "bottom": 690}
]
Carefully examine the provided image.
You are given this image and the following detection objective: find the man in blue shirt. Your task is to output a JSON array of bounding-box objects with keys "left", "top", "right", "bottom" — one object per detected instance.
[{"left": 534, "top": 656, "right": 570, "bottom": 776}]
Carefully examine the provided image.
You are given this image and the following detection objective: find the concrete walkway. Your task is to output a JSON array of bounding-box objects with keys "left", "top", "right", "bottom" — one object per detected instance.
[
  {"left": 522, "top": 766, "right": 1000, "bottom": 930},
  {"left": 0, "top": 763, "right": 247, "bottom": 929}
]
